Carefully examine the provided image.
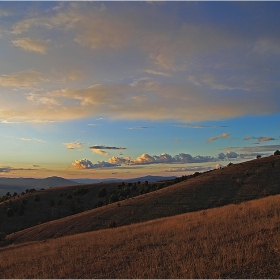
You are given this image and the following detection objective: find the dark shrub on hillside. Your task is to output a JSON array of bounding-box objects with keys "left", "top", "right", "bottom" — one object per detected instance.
[
  {"left": 6, "top": 208, "right": 14, "bottom": 217},
  {"left": 274, "top": 150, "right": 280, "bottom": 156},
  {"left": 109, "top": 193, "right": 119, "bottom": 203},
  {"left": 58, "top": 199, "right": 62, "bottom": 205},
  {"left": 108, "top": 221, "right": 116, "bottom": 228},
  {"left": 95, "top": 200, "right": 104, "bottom": 208},
  {"left": 0, "top": 232, "right": 6, "bottom": 241},
  {"left": 34, "top": 195, "right": 40, "bottom": 202},
  {"left": 73, "top": 187, "right": 89, "bottom": 196},
  {"left": 98, "top": 187, "right": 107, "bottom": 198},
  {"left": 50, "top": 198, "right": 55, "bottom": 206},
  {"left": 67, "top": 193, "right": 72, "bottom": 199}
]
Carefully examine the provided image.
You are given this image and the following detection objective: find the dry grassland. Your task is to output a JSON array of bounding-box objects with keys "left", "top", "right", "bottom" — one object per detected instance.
[{"left": 0, "top": 194, "right": 279, "bottom": 279}]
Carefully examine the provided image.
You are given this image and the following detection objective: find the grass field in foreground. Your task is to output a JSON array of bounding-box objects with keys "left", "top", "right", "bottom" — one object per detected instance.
[{"left": 0, "top": 194, "right": 279, "bottom": 279}]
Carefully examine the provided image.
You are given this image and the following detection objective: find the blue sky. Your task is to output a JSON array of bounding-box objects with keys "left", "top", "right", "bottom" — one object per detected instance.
[{"left": 0, "top": 1, "right": 280, "bottom": 180}]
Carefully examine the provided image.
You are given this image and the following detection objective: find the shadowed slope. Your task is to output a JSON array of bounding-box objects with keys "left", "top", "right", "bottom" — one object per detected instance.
[{"left": 2, "top": 155, "right": 280, "bottom": 245}]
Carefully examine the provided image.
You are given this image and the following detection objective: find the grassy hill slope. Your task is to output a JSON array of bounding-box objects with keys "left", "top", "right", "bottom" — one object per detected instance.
[
  {"left": 1, "top": 155, "right": 280, "bottom": 245},
  {"left": 0, "top": 194, "right": 279, "bottom": 278}
]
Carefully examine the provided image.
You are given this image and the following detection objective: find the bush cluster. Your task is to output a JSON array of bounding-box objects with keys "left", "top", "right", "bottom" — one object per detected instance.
[{"left": 73, "top": 188, "right": 89, "bottom": 196}]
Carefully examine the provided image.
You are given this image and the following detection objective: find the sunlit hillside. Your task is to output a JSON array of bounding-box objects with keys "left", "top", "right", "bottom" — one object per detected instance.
[{"left": 0, "top": 194, "right": 279, "bottom": 278}]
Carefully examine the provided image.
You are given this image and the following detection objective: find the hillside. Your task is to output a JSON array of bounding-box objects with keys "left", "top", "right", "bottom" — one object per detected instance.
[
  {"left": 1, "top": 154, "right": 280, "bottom": 245},
  {"left": 0, "top": 194, "right": 279, "bottom": 278}
]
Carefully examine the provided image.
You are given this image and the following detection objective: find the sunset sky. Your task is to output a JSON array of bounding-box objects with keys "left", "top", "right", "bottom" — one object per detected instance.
[{"left": 1, "top": 1, "right": 280, "bottom": 180}]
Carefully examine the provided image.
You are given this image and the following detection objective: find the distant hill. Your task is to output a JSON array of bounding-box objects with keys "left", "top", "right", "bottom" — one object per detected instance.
[
  {"left": 72, "top": 175, "right": 176, "bottom": 184},
  {"left": 0, "top": 176, "right": 80, "bottom": 196}
]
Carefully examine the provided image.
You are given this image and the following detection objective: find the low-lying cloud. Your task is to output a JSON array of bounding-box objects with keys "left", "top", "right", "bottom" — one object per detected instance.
[
  {"left": 72, "top": 159, "right": 120, "bottom": 169},
  {"left": 109, "top": 153, "right": 216, "bottom": 165}
]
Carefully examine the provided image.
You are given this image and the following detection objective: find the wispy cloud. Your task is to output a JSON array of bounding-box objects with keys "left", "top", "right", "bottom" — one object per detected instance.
[
  {"left": 127, "top": 126, "right": 154, "bottom": 130},
  {"left": 12, "top": 37, "right": 50, "bottom": 54},
  {"left": 165, "top": 166, "right": 212, "bottom": 173},
  {"left": 63, "top": 142, "right": 82, "bottom": 150},
  {"left": 254, "top": 136, "right": 276, "bottom": 142},
  {"left": 20, "top": 137, "right": 45, "bottom": 142},
  {"left": 244, "top": 136, "right": 250, "bottom": 141},
  {"left": 0, "top": 70, "right": 48, "bottom": 88},
  {"left": 207, "top": 133, "right": 230, "bottom": 143}
]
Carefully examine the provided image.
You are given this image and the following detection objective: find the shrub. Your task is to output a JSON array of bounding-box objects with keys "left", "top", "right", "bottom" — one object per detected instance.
[
  {"left": 34, "top": 195, "right": 40, "bottom": 202},
  {"left": 7, "top": 207, "right": 14, "bottom": 217},
  {"left": 98, "top": 187, "right": 107, "bottom": 198},
  {"left": 108, "top": 221, "right": 116, "bottom": 228},
  {"left": 0, "top": 232, "right": 6, "bottom": 241},
  {"left": 67, "top": 193, "right": 72, "bottom": 199},
  {"left": 73, "top": 188, "right": 89, "bottom": 196},
  {"left": 58, "top": 199, "right": 62, "bottom": 205},
  {"left": 274, "top": 150, "right": 280, "bottom": 156},
  {"left": 95, "top": 200, "right": 104, "bottom": 208},
  {"left": 50, "top": 199, "right": 55, "bottom": 206},
  {"left": 109, "top": 193, "right": 119, "bottom": 203}
]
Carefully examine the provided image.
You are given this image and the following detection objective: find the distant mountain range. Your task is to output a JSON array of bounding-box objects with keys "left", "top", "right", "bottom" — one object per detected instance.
[
  {"left": 0, "top": 175, "right": 176, "bottom": 196},
  {"left": 72, "top": 175, "right": 177, "bottom": 184},
  {"left": 0, "top": 176, "right": 80, "bottom": 196}
]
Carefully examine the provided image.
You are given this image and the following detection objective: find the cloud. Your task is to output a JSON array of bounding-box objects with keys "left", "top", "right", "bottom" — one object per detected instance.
[
  {"left": 91, "top": 149, "right": 109, "bottom": 156},
  {"left": 89, "top": 145, "right": 126, "bottom": 150},
  {"left": 127, "top": 126, "right": 154, "bottom": 130},
  {"left": 20, "top": 137, "right": 45, "bottom": 142},
  {"left": 109, "top": 152, "right": 216, "bottom": 166},
  {"left": 0, "top": 167, "right": 11, "bottom": 173},
  {"left": 207, "top": 133, "right": 230, "bottom": 143},
  {"left": 0, "top": 70, "right": 48, "bottom": 88},
  {"left": 72, "top": 158, "right": 120, "bottom": 169},
  {"left": 173, "top": 124, "right": 228, "bottom": 129},
  {"left": 244, "top": 136, "right": 250, "bottom": 141},
  {"left": 12, "top": 37, "right": 50, "bottom": 54},
  {"left": 165, "top": 166, "right": 212, "bottom": 173},
  {"left": 230, "top": 145, "right": 280, "bottom": 153},
  {"left": 255, "top": 136, "right": 276, "bottom": 142},
  {"left": 2, "top": 3, "right": 280, "bottom": 124},
  {"left": 63, "top": 142, "right": 82, "bottom": 150},
  {"left": 0, "top": 166, "right": 39, "bottom": 173}
]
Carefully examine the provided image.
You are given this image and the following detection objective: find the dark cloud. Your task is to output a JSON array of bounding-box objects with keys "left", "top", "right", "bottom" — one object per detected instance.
[{"left": 89, "top": 145, "right": 126, "bottom": 150}]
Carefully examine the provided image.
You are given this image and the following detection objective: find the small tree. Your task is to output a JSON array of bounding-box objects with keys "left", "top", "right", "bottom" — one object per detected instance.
[{"left": 274, "top": 150, "right": 280, "bottom": 156}]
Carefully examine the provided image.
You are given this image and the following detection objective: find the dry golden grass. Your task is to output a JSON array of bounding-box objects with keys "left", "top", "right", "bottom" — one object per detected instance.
[{"left": 1, "top": 194, "right": 279, "bottom": 279}]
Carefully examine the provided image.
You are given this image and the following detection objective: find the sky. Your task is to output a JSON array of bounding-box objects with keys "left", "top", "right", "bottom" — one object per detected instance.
[{"left": 0, "top": 1, "right": 280, "bottom": 180}]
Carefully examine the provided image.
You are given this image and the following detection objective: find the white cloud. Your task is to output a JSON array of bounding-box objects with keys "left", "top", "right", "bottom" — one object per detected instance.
[
  {"left": 109, "top": 152, "right": 216, "bottom": 166},
  {"left": 12, "top": 37, "right": 50, "bottom": 54},
  {"left": 20, "top": 137, "right": 45, "bottom": 142},
  {"left": 72, "top": 158, "right": 119, "bottom": 169}
]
